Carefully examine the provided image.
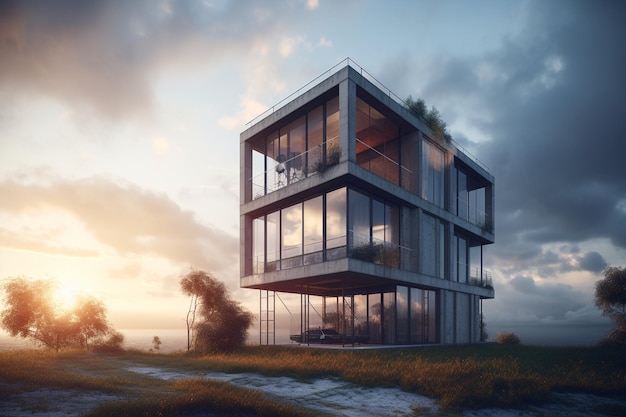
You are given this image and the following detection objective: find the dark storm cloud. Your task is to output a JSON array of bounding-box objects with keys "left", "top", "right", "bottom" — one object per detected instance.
[
  {"left": 414, "top": 0, "right": 626, "bottom": 261},
  {"left": 502, "top": 275, "right": 586, "bottom": 321},
  {"left": 0, "top": 0, "right": 286, "bottom": 120},
  {"left": 577, "top": 251, "right": 607, "bottom": 273}
]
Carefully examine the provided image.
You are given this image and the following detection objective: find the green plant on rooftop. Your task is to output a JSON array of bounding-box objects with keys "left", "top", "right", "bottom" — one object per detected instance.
[{"left": 405, "top": 96, "right": 453, "bottom": 144}]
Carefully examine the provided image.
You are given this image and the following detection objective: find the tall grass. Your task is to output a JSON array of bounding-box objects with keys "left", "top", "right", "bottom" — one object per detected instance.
[
  {"left": 2, "top": 345, "right": 625, "bottom": 412},
  {"left": 127, "top": 345, "right": 626, "bottom": 410}
]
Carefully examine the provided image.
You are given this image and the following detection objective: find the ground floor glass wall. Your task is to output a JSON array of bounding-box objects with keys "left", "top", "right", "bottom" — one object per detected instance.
[{"left": 322, "top": 285, "right": 438, "bottom": 345}]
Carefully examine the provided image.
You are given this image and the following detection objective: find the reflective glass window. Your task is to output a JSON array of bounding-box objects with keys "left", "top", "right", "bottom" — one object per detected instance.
[
  {"left": 303, "top": 196, "right": 323, "bottom": 254},
  {"left": 266, "top": 211, "right": 280, "bottom": 271},
  {"left": 283, "top": 116, "right": 305, "bottom": 182},
  {"left": 396, "top": 286, "right": 409, "bottom": 344},
  {"left": 458, "top": 236, "right": 468, "bottom": 283},
  {"left": 383, "top": 291, "right": 396, "bottom": 344},
  {"left": 421, "top": 139, "right": 444, "bottom": 207},
  {"left": 349, "top": 189, "right": 370, "bottom": 248},
  {"left": 368, "top": 293, "right": 382, "bottom": 344},
  {"left": 410, "top": 288, "right": 424, "bottom": 344},
  {"left": 326, "top": 187, "right": 346, "bottom": 249},
  {"left": 307, "top": 106, "right": 324, "bottom": 174},
  {"left": 326, "top": 97, "right": 340, "bottom": 162},
  {"left": 281, "top": 203, "right": 302, "bottom": 260},
  {"left": 253, "top": 217, "right": 265, "bottom": 274}
]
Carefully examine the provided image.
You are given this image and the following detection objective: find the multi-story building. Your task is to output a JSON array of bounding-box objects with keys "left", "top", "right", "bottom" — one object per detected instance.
[{"left": 240, "top": 60, "right": 494, "bottom": 345}]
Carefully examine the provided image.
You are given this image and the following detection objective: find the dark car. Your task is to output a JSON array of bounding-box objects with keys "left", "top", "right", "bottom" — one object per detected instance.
[{"left": 290, "top": 328, "right": 343, "bottom": 344}]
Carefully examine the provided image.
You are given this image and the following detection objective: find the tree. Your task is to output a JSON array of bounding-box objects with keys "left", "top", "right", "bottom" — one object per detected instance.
[
  {"left": 180, "top": 270, "right": 253, "bottom": 353},
  {"left": 1, "top": 277, "right": 113, "bottom": 351},
  {"left": 595, "top": 266, "right": 626, "bottom": 346}
]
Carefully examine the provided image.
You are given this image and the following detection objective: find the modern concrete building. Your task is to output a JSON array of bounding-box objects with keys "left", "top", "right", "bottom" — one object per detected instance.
[{"left": 240, "top": 60, "right": 494, "bottom": 345}]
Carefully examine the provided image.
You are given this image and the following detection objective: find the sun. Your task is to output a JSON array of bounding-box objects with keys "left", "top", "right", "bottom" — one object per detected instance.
[{"left": 54, "top": 286, "right": 79, "bottom": 312}]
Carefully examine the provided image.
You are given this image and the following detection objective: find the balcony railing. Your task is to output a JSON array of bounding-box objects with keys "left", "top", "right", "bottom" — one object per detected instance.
[
  {"left": 457, "top": 197, "right": 493, "bottom": 232},
  {"left": 251, "top": 137, "right": 340, "bottom": 200},
  {"left": 250, "top": 236, "right": 493, "bottom": 290}
]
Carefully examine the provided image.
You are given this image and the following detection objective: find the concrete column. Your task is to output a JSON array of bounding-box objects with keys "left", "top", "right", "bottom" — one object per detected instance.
[
  {"left": 241, "top": 140, "right": 252, "bottom": 205},
  {"left": 339, "top": 78, "right": 356, "bottom": 163}
]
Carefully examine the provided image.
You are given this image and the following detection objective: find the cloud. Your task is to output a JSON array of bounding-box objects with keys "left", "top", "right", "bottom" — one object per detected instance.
[
  {"left": 491, "top": 275, "right": 587, "bottom": 322},
  {"left": 577, "top": 251, "right": 607, "bottom": 273},
  {"left": 305, "top": 0, "right": 319, "bottom": 10},
  {"left": 0, "top": 174, "right": 238, "bottom": 271},
  {"left": 0, "top": 0, "right": 299, "bottom": 121},
  {"left": 406, "top": 1, "right": 626, "bottom": 273}
]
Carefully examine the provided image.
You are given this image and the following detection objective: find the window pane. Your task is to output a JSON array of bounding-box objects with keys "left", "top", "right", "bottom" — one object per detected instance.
[
  {"left": 372, "top": 200, "right": 385, "bottom": 243},
  {"left": 421, "top": 139, "right": 444, "bottom": 207},
  {"left": 266, "top": 211, "right": 280, "bottom": 271},
  {"left": 326, "top": 96, "right": 340, "bottom": 163},
  {"left": 307, "top": 106, "right": 323, "bottom": 174},
  {"left": 281, "top": 203, "right": 302, "bottom": 260},
  {"left": 354, "top": 294, "right": 368, "bottom": 340},
  {"left": 385, "top": 204, "right": 399, "bottom": 245},
  {"left": 368, "top": 293, "right": 382, "bottom": 344},
  {"left": 427, "top": 290, "right": 437, "bottom": 343},
  {"left": 410, "top": 288, "right": 424, "bottom": 344},
  {"left": 349, "top": 189, "right": 370, "bottom": 248},
  {"left": 383, "top": 291, "right": 396, "bottom": 344},
  {"left": 267, "top": 131, "right": 280, "bottom": 193},
  {"left": 326, "top": 188, "right": 346, "bottom": 250},
  {"left": 284, "top": 116, "right": 305, "bottom": 182},
  {"left": 419, "top": 213, "right": 437, "bottom": 276},
  {"left": 458, "top": 236, "right": 468, "bottom": 283},
  {"left": 304, "top": 196, "right": 323, "bottom": 254},
  {"left": 439, "top": 222, "right": 445, "bottom": 278},
  {"left": 457, "top": 169, "right": 468, "bottom": 220},
  {"left": 253, "top": 217, "right": 265, "bottom": 274},
  {"left": 397, "top": 286, "right": 409, "bottom": 344},
  {"left": 252, "top": 150, "right": 265, "bottom": 199}
]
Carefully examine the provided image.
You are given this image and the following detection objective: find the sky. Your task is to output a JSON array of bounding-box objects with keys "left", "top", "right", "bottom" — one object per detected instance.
[{"left": 1, "top": 0, "right": 625, "bottom": 346}]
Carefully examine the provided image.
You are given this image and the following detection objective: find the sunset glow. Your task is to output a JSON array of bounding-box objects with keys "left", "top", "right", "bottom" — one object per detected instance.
[{"left": 1, "top": 0, "right": 625, "bottom": 347}]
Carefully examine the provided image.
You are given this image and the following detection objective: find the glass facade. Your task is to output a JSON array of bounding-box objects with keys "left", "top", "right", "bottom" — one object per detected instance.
[
  {"left": 416, "top": 213, "right": 446, "bottom": 279},
  {"left": 356, "top": 97, "right": 401, "bottom": 185},
  {"left": 421, "top": 139, "right": 445, "bottom": 207},
  {"left": 242, "top": 67, "right": 494, "bottom": 346},
  {"left": 322, "top": 286, "right": 438, "bottom": 345},
  {"left": 250, "top": 95, "right": 340, "bottom": 200}
]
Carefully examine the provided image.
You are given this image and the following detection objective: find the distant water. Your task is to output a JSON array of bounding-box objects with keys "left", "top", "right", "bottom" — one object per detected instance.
[
  {"left": 0, "top": 322, "right": 615, "bottom": 351},
  {"left": 0, "top": 328, "right": 189, "bottom": 352}
]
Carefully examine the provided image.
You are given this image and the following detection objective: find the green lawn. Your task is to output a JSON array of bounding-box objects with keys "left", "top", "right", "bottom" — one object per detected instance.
[{"left": 1, "top": 344, "right": 625, "bottom": 415}]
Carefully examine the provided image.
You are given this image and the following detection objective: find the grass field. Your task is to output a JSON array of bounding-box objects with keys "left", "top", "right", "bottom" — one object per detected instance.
[{"left": 1, "top": 344, "right": 625, "bottom": 415}]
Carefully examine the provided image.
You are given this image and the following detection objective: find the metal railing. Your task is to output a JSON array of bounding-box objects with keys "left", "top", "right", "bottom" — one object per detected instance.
[{"left": 251, "top": 137, "right": 340, "bottom": 200}]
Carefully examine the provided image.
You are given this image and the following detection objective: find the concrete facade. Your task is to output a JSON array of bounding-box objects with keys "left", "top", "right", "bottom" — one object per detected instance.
[{"left": 240, "top": 63, "right": 494, "bottom": 345}]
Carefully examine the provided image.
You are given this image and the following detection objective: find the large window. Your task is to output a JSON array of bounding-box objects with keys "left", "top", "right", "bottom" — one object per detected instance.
[
  {"left": 348, "top": 189, "right": 400, "bottom": 267},
  {"left": 281, "top": 203, "right": 302, "bottom": 268},
  {"left": 356, "top": 97, "right": 401, "bottom": 185},
  {"left": 251, "top": 187, "right": 405, "bottom": 273},
  {"left": 326, "top": 187, "right": 347, "bottom": 260},
  {"left": 421, "top": 139, "right": 445, "bottom": 207},
  {"left": 250, "top": 95, "right": 340, "bottom": 200},
  {"left": 303, "top": 196, "right": 323, "bottom": 264},
  {"left": 419, "top": 214, "right": 446, "bottom": 278}
]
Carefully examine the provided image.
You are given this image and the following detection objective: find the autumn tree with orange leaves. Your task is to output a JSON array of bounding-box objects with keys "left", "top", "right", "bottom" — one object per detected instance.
[{"left": 1, "top": 277, "right": 121, "bottom": 351}]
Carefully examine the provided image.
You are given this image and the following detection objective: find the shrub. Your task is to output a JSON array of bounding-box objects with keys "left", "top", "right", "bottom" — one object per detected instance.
[
  {"left": 495, "top": 332, "right": 521, "bottom": 345},
  {"left": 92, "top": 330, "right": 125, "bottom": 353}
]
